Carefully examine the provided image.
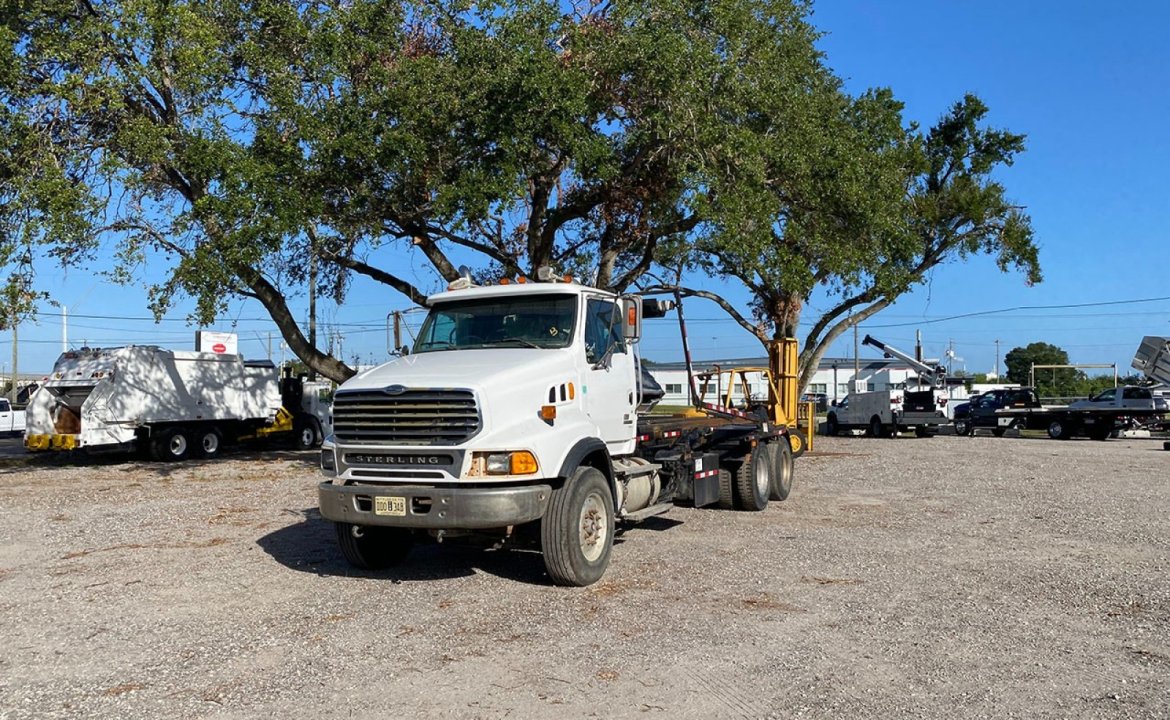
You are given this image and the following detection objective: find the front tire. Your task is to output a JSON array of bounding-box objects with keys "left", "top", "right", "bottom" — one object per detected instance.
[
  {"left": 767, "top": 440, "right": 794, "bottom": 502},
  {"left": 734, "top": 451, "right": 770, "bottom": 511},
  {"left": 294, "top": 415, "right": 321, "bottom": 450},
  {"left": 787, "top": 428, "right": 808, "bottom": 458},
  {"left": 541, "top": 466, "right": 614, "bottom": 586},
  {"left": 335, "top": 522, "right": 413, "bottom": 569},
  {"left": 1048, "top": 419, "right": 1073, "bottom": 440},
  {"left": 953, "top": 418, "right": 970, "bottom": 436}
]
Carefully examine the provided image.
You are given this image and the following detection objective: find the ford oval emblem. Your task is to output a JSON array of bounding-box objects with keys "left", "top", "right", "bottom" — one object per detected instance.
[{"left": 383, "top": 384, "right": 407, "bottom": 395}]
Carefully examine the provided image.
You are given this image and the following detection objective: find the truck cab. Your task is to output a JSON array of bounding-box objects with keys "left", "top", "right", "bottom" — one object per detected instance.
[{"left": 319, "top": 278, "right": 646, "bottom": 584}]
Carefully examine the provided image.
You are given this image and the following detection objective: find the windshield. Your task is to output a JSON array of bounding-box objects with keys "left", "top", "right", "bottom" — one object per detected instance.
[{"left": 413, "top": 294, "right": 577, "bottom": 353}]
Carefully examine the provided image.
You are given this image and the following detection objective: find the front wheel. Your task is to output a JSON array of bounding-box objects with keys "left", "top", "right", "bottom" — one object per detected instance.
[
  {"left": 293, "top": 415, "right": 322, "bottom": 450},
  {"left": 953, "top": 418, "right": 970, "bottom": 436},
  {"left": 335, "top": 522, "right": 413, "bottom": 569},
  {"left": 541, "top": 466, "right": 614, "bottom": 586},
  {"left": 1047, "top": 419, "right": 1073, "bottom": 440},
  {"left": 787, "top": 428, "right": 808, "bottom": 458}
]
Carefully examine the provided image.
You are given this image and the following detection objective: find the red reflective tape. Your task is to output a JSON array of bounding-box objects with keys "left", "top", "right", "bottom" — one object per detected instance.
[{"left": 693, "top": 469, "right": 719, "bottom": 479}]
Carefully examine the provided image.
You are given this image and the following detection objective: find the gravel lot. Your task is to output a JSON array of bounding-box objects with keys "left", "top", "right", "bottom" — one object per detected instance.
[{"left": 1, "top": 434, "right": 1168, "bottom": 719}]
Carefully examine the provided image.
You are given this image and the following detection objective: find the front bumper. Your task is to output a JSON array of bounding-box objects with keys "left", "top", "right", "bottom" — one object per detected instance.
[{"left": 318, "top": 482, "right": 552, "bottom": 529}]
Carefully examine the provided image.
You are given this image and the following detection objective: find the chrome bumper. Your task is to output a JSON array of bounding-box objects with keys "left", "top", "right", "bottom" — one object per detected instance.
[{"left": 318, "top": 482, "right": 552, "bottom": 529}]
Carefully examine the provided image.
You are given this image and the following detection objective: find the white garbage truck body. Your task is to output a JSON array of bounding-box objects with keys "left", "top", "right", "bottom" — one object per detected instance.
[{"left": 25, "top": 346, "right": 329, "bottom": 459}]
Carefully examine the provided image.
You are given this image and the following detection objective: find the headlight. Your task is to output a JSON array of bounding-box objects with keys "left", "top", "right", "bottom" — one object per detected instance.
[
  {"left": 320, "top": 448, "right": 337, "bottom": 475},
  {"left": 477, "top": 451, "right": 539, "bottom": 476}
]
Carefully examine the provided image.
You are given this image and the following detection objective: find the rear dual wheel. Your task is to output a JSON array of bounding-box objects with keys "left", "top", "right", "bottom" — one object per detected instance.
[
  {"left": 150, "top": 427, "right": 191, "bottom": 462},
  {"left": 767, "top": 440, "right": 794, "bottom": 502}
]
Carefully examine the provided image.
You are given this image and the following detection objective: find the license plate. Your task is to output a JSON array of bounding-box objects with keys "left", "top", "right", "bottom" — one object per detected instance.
[{"left": 374, "top": 496, "right": 406, "bottom": 517}]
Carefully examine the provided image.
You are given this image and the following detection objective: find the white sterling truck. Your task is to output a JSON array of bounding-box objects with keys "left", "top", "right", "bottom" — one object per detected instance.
[
  {"left": 24, "top": 346, "right": 331, "bottom": 460},
  {"left": 319, "top": 270, "right": 795, "bottom": 586}
]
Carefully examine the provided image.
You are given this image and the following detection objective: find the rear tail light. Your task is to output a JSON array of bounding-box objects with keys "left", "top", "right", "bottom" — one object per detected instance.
[{"left": 891, "top": 396, "right": 902, "bottom": 404}]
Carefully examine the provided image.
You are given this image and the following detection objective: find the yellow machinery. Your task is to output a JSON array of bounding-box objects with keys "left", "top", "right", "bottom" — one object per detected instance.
[{"left": 690, "top": 337, "right": 815, "bottom": 457}]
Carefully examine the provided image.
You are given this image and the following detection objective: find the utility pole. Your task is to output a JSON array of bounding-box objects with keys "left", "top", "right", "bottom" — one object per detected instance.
[
  {"left": 995, "top": 339, "right": 1001, "bottom": 379},
  {"left": 62, "top": 305, "right": 68, "bottom": 353},
  {"left": 853, "top": 322, "right": 860, "bottom": 393}
]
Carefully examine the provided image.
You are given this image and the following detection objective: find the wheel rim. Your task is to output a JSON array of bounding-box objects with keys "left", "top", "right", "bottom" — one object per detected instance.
[
  {"left": 300, "top": 427, "right": 315, "bottom": 447},
  {"left": 1051, "top": 422, "right": 1063, "bottom": 437},
  {"left": 578, "top": 491, "right": 609, "bottom": 563},
  {"left": 753, "top": 454, "right": 769, "bottom": 497},
  {"left": 202, "top": 432, "right": 219, "bottom": 454},
  {"left": 169, "top": 433, "right": 187, "bottom": 456},
  {"left": 776, "top": 452, "right": 792, "bottom": 492},
  {"left": 789, "top": 433, "right": 804, "bottom": 455}
]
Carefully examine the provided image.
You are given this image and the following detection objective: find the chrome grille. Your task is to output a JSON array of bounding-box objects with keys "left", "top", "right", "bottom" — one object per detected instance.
[{"left": 332, "top": 389, "right": 480, "bottom": 446}]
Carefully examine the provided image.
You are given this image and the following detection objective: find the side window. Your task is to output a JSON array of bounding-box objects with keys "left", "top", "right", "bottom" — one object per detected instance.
[
  {"left": 1095, "top": 388, "right": 1117, "bottom": 402},
  {"left": 0, "top": 399, "right": 8, "bottom": 412},
  {"left": 1122, "top": 387, "right": 1151, "bottom": 400},
  {"left": 584, "top": 298, "right": 624, "bottom": 364}
]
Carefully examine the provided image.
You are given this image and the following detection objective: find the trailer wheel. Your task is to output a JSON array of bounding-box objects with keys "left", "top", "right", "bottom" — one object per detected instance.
[
  {"left": 717, "top": 468, "right": 735, "bottom": 509},
  {"left": 787, "top": 428, "right": 808, "bottom": 458},
  {"left": 151, "top": 427, "right": 191, "bottom": 462},
  {"left": 768, "top": 441, "right": 794, "bottom": 502},
  {"left": 1047, "top": 419, "right": 1073, "bottom": 440},
  {"left": 335, "top": 522, "right": 413, "bottom": 570},
  {"left": 541, "top": 466, "right": 614, "bottom": 586},
  {"left": 194, "top": 426, "right": 223, "bottom": 459},
  {"left": 734, "top": 451, "right": 769, "bottom": 511},
  {"left": 293, "top": 415, "right": 321, "bottom": 450}
]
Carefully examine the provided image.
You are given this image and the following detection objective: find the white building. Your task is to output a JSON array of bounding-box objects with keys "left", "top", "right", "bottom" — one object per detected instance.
[{"left": 646, "top": 356, "right": 973, "bottom": 410}]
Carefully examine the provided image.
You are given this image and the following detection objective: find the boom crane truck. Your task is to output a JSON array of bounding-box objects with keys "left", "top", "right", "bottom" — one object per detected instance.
[
  {"left": 318, "top": 269, "right": 796, "bottom": 586},
  {"left": 824, "top": 334, "right": 949, "bottom": 438}
]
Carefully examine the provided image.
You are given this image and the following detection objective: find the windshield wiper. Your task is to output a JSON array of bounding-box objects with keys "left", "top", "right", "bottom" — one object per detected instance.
[{"left": 484, "top": 337, "right": 542, "bottom": 349}]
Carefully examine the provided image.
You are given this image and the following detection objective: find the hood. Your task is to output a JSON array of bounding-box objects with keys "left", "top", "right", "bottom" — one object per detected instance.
[{"left": 340, "top": 348, "right": 572, "bottom": 393}]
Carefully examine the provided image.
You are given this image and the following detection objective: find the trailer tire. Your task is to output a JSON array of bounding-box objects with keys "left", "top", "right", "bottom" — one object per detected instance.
[
  {"left": 541, "top": 466, "right": 614, "bottom": 587},
  {"left": 768, "top": 441, "right": 794, "bottom": 502},
  {"left": 717, "top": 468, "right": 735, "bottom": 509},
  {"left": 293, "top": 415, "right": 321, "bottom": 450},
  {"left": 335, "top": 522, "right": 413, "bottom": 570},
  {"left": 151, "top": 427, "right": 191, "bottom": 462},
  {"left": 734, "top": 452, "right": 769, "bottom": 511},
  {"left": 787, "top": 428, "right": 808, "bottom": 458},
  {"left": 1047, "top": 419, "right": 1073, "bottom": 440},
  {"left": 194, "top": 426, "right": 223, "bottom": 459}
]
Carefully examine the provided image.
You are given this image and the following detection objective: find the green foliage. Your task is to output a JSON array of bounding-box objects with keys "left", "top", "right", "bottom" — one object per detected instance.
[
  {"left": 1, "top": 0, "right": 1040, "bottom": 384},
  {"left": 1004, "top": 342, "right": 1080, "bottom": 396}
]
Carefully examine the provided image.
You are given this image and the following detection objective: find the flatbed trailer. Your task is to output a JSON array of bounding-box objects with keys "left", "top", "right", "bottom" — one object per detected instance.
[{"left": 994, "top": 406, "right": 1164, "bottom": 440}]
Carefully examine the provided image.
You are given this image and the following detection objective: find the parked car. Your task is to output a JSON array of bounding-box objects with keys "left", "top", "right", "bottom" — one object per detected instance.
[{"left": 1068, "top": 385, "right": 1160, "bottom": 412}]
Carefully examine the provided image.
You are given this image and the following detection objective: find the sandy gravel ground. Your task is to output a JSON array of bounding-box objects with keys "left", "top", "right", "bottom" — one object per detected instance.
[{"left": 1, "top": 434, "right": 1168, "bottom": 719}]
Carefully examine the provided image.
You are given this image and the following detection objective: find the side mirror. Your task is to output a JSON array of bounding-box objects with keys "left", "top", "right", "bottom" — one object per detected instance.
[
  {"left": 831, "top": 400, "right": 838, "bottom": 407},
  {"left": 620, "top": 296, "right": 642, "bottom": 341}
]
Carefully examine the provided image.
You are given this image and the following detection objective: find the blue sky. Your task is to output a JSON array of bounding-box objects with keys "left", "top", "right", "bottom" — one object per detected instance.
[{"left": 11, "top": 1, "right": 1170, "bottom": 377}]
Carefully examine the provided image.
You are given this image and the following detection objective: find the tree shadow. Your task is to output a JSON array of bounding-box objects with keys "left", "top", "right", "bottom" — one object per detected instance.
[{"left": 256, "top": 508, "right": 554, "bottom": 586}]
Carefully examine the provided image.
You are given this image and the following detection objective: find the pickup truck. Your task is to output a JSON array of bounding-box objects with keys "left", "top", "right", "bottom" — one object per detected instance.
[
  {"left": 952, "top": 388, "right": 1047, "bottom": 436},
  {"left": 0, "top": 398, "right": 27, "bottom": 437},
  {"left": 953, "top": 385, "right": 1165, "bottom": 440}
]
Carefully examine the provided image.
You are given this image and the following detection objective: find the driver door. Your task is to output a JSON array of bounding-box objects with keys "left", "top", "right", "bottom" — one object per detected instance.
[{"left": 582, "top": 297, "right": 636, "bottom": 450}]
